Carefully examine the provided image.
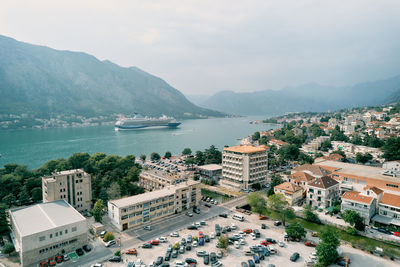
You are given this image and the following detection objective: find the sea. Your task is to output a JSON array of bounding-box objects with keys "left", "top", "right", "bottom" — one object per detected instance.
[{"left": 0, "top": 116, "right": 278, "bottom": 169}]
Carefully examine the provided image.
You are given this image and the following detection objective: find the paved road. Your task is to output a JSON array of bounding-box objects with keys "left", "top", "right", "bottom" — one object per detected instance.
[{"left": 63, "top": 240, "right": 113, "bottom": 267}]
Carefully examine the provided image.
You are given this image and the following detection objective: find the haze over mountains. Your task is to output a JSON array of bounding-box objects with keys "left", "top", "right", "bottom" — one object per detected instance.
[
  {"left": 193, "top": 76, "right": 400, "bottom": 115},
  {"left": 0, "top": 35, "right": 223, "bottom": 119}
]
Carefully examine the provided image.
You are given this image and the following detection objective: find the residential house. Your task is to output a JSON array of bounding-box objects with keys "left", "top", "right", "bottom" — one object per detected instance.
[
  {"left": 274, "top": 182, "right": 303, "bottom": 205},
  {"left": 373, "top": 192, "right": 400, "bottom": 227},
  {"left": 307, "top": 176, "right": 340, "bottom": 209}
]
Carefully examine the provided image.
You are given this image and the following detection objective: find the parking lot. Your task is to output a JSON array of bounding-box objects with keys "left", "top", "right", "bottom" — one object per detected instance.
[{"left": 99, "top": 210, "right": 399, "bottom": 267}]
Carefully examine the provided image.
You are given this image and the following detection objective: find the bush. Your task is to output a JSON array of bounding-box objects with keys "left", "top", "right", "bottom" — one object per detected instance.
[
  {"left": 173, "top": 242, "right": 180, "bottom": 250},
  {"left": 114, "top": 250, "right": 121, "bottom": 256},
  {"left": 3, "top": 243, "right": 15, "bottom": 255},
  {"left": 103, "top": 232, "right": 115, "bottom": 242},
  {"left": 346, "top": 227, "right": 357, "bottom": 235}
]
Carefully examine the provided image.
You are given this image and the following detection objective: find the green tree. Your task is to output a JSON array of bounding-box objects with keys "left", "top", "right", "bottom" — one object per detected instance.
[
  {"left": 194, "top": 151, "right": 205, "bottom": 165},
  {"left": 252, "top": 131, "right": 260, "bottom": 141},
  {"left": 31, "top": 187, "right": 42, "bottom": 202},
  {"left": 382, "top": 137, "right": 400, "bottom": 160},
  {"left": 319, "top": 226, "right": 340, "bottom": 247},
  {"left": 247, "top": 192, "right": 267, "bottom": 215},
  {"left": 303, "top": 205, "right": 321, "bottom": 223},
  {"left": 355, "top": 152, "right": 373, "bottom": 164},
  {"left": 114, "top": 250, "right": 121, "bottom": 256},
  {"left": 185, "top": 157, "right": 196, "bottom": 169},
  {"left": 267, "top": 194, "right": 294, "bottom": 226},
  {"left": 140, "top": 154, "right": 146, "bottom": 161},
  {"left": 267, "top": 175, "right": 283, "bottom": 196},
  {"left": 18, "top": 187, "right": 31, "bottom": 205},
  {"left": 349, "top": 134, "right": 363, "bottom": 145},
  {"left": 330, "top": 126, "right": 348, "bottom": 142},
  {"left": 285, "top": 222, "right": 306, "bottom": 239},
  {"left": 316, "top": 227, "right": 340, "bottom": 267},
  {"left": 217, "top": 235, "right": 229, "bottom": 249},
  {"left": 278, "top": 144, "right": 299, "bottom": 161},
  {"left": 150, "top": 152, "right": 161, "bottom": 161},
  {"left": 103, "top": 232, "right": 115, "bottom": 242},
  {"left": 164, "top": 151, "right": 172, "bottom": 159},
  {"left": 107, "top": 182, "right": 121, "bottom": 200},
  {"left": 3, "top": 243, "right": 15, "bottom": 255},
  {"left": 182, "top": 148, "right": 192, "bottom": 156},
  {"left": 92, "top": 199, "right": 106, "bottom": 223},
  {"left": 68, "top": 152, "right": 90, "bottom": 169},
  {"left": 363, "top": 134, "right": 384, "bottom": 148},
  {"left": 0, "top": 204, "right": 10, "bottom": 234},
  {"left": 343, "top": 210, "right": 365, "bottom": 231},
  {"left": 3, "top": 193, "right": 16, "bottom": 208},
  {"left": 320, "top": 140, "right": 332, "bottom": 152}
]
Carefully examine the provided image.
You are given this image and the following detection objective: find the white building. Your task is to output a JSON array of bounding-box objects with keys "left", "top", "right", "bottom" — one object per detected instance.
[
  {"left": 42, "top": 169, "right": 92, "bottom": 213},
  {"left": 9, "top": 200, "right": 88, "bottom": 267},
  {"left": 197, "top": 164, "right": 222, "bottom": 182},
  {"left": 306, "top": 176, "right": 340, "bottom": 209},
  {"left": 221, "top": 145, "right": 268, "bottom": 191}
]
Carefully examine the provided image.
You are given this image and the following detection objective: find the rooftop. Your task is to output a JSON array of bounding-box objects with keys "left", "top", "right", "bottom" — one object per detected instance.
[
  {"left": 274, "top": 182, "right": 302, "bottom": 193},
  {"left": 342, "top": 191, "right": 373, "bottom": 204},
  {"left": 289, "top": 171, "right": 315, "bottom": 182},
  {"left": 109, "top": 180, "right": 200, "bottom": 208},
  {"left": 314, "top": 159, "right": 400, "bottom": 183},
  {"left": 380, "top": 192, "right": 400, "bottom": 208},
  {"left": 308, "top": 176, "right": 339, "bottom": 189},
  {"left": 224, "top": 145, "right": 266, "bottom": 154},
  {"left": 197, "top": 164, "right": 222, "bottom": 171},
  {"left": 10, "top": 200, "right": 86, "bottom": 237},
  {"left": 294, "top": 164, "right": 331, "bottom": 177}
]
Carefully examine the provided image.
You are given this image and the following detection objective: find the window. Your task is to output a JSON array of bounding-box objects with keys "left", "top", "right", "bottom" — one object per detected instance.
[
  {"left": 55, "top": 232, "right": 58, "bottom": 237},
  {"left": 50, "top": 234, "right": 53, "bottom": 238},
  {"left": 39, "top": 236, "right": 45, "bottom": 241},
  {"left": 65, "top": 229, "right": 68, "bottom": 234},
  {"left": 72, "top": 227, "right": 77, "bottom": 232}
]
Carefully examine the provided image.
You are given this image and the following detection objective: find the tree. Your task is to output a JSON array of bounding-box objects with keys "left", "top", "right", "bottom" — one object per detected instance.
[
  {"left": 115, "top": 250, "right": 121, "bottom": 256},
  {"left": 150, "top": 152, "right": 161, "bottom": 161},
  {"left": 217, "top": 235, "right": 229, "bottom": 249},
  {"left": 185, "top": 157, "right": 196, "bottom": 169},
  {"left": 267, "top": 194, "right": 295, "bottom": 226},
  {"left": 252, "top": 131, "right": 260, "bottom": 141},
  {"left": 68, "top": 152, "right": 90, "bottom": 169},
  {"left": 343, "top": 210, "right": 365, "bottom": 231},
  {"left": 103, "top": 232, "right": 115, "bottom": 242},
  {"left": 164, "top": 151, "right": 172, "bottom": 159},
  {"left": 18, "top": 188, "right": 31, "bottom": 205},
  {"left": 267, "top": 175, "right": 283, "bottom": 196},
  {"left": 3, "top": 193, "right": 16, "bottom": 208},
  {"left": 355, "top": 152, "right": 373, "bottom": 164},
  {"left": 182, "top": 148, "right": 192, "bottom": 156},
  {"left": 363, "top": 134, "right": 384, "bottom": 148},
  {"left": 247, "top": 192, "right": 267, "bottom": 215},
  {"left": 330, "top": 126, "right": 348, "bottom": 142},
  {"left": 382, "top": 137, "right": 400, "bottom": 160},
  {"left": 92, "top": 199, "right": 106, "bottom": 222},
  {"left": 3, "top": 243, "right": 15, "bottom": 255},
  {"left": 0, "top": 204, "right": 9, "bottom": 234},
  {"left": 285, "top": 222, "right": 306, "bottom": 239},
  {"left": 319, "top": 226, "right": 340, "bottom": 247},
  {"left": 278, "top": 144, "right": 299, "bottom": 161},
  {"left": 107, "top": 182, "right": 121, "bottom": 200},
  {"left": 194, "top": 151, "right": 205, "bottom": 165},
  {"left": 349, "top": 134, "right": 363, "bottom": 145},
  {"left": 320, "top": 140, "right": 332, "bottom": 152},
  {"left": 316, "top": 227, "right": 340, "bottom": 267},
  {"left": 140, "top": 154, "right": 146, "bottom": 161},
  {"left": 31, "top": 187, "right": 42, "bottom": 203},
  {"left": 303, "top": 205, "right": 321, "bottom": 223}
]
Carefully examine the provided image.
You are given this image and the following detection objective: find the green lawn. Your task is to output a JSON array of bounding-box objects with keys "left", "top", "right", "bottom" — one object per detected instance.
[
  {"left": 201, "top": 189, "right": 232, "bottom": 202},
  {"left": 267, "top": 210, "right": 400, "bottom": 258}
]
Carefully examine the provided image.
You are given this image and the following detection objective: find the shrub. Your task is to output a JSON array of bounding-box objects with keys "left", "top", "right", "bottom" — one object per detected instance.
[
  {"left": 103, "top": 232, "right": 115, "bottom": 242},
  {"left": 3, "top": 243, "right": 15, "bottom": 255},
  {"left": 346, "top": 226, "right": 357, "bottom": 235},
  {"left": 115, "top": 250, "right": 121, "bottom": 256}
]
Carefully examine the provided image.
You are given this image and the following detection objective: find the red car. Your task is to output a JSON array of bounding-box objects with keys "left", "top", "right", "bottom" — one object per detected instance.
[
  {"left": 258, "top": 215, "right": 267, "bottom": 220},
  {"left": 243, "top": 228, "right": 252, "bottom": 234},
  {"left": 260, "top": 240, "right": 271, "bottom": 246},
  {"left": 198, "top": 231, "right": 204, "bottom": 238},
  {"left": 304, "top": 241, "right": 317, "bottom": 247},
  {"left": 393, "top": 232, "right": 400, "bottom": 237},
  {"left": 148, "top": 240, "right": 159, "bottom": 245},
  {"left": 39, "top": 261, "right": 48, "bottom": 267},
  {"left": 125, "top": 248, "right": 138, "bottom": 255},
  {"left": 55, "top": 255, "right": 63, "bottom": 263},
  {"left": 48, "top": 257, "right": 56, "bottom": 266}
]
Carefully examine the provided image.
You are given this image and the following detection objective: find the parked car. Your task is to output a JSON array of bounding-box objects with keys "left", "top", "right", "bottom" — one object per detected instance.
[
  {"left": 63, "top": 254, "right": 70, "bottom": 261},
  {"left": 76, "top": 248, "right": 84, "bottom": 256},
  {"left": 217, "top": 250, "right": 223, "bottom": 258},
  {"left": 290, "top": 252, "right": 300, "bottom": 262},
  {"left": 211, "top": 261, "right": 222, "bottom": 267},
  {"left": 151, "top": 239, "right": 160, "bottom": 245},
  {"left": 197, "top": 250, "right": 208, "bottom": 257},
  {"left": 109, "top": 256, "right": 122, "bottom": 262},
  {"left": 100, "top": 231, "right": 107, "bottom": 238},
  {"left": 159, "top": 236, "right": 168, "bottom": 243},
  {"left": 179, "top": 246, "right": 185, "bottom": 254},
  {"left": 192, "top": 241, "right": 198, "bottom": 247},
  {"left": 312, "top": 232, "right": 319, "bottom": 237},
  {"left": 186, "top": 244, "right": 192, "bottom": 251},
  {"left": 165, "top": 252, "right": 171, "bottom": 261},
  {"left": 187, "top": 225, "right": 198, "bottom": 230},
  {"left": 258, "top": 215, "right": 267, "bottom": 220},
  {"left": 241, "top": 262, "right": 249, "bottom": 267},
  {"left": 266, "top": 238, "right": 276, "bottom": 244},
  {"left": 55, "top": 256, "right": 63, "bottom": 264},
  {"left": 172, "top": 250, "right": 178, "bottom": 258},
  {"left": 304, "top": 241, "right": 317, "bottom": 247},
  {"left": 170, "top": 232, "right": 179, "bottom": 237},
  {"left": 377, "top": 228, "right": 391, "bottom": 235},
  {"left": 248, "top": 259, "right": 255, "bottom": 267},
  {"left": 210, "top": 252, "right": 217, "bottom": 263},
  {"left": 125, "top": 248, "right": 137, "bottom": 255},
  {"left": 211, "top": 232, "right": 215, "bottom": 239},
  {"left": 185, "top": 258, "right": 197, "bottom": 264},
  {"left": 243, "top": 228, "right": 252, "bottom": 234},
  {"left": 204, "top": 254, "right": 210, "bottom": 265},
  {"left": 274, "top": 221, "right": 282, "bottom": 226},
  {"left": 105, "top": 240, "right": 116, "bottom": 247},
  {"left": 142, "top": 243, "right": 152, "bottom": 248},
  {"left": 205, "top": 203, "right": 212, "bottom": 208},
  {"left": 144, "top": 225, "right": 152, "bottom": 231},
  {"left": 245, "top": 251, "right": 255, "bottom": 256},
  {"left": 135, "top": 259, "right": 143, "bottom": 266},
  {"left": 156, "top": 256, "right": 164, "bottom": 265},
  {"left": 219, "top": 213, "right": 228, "bottom": 218},
  {"left": 261, "top": 224, "right": 266, "bottom": 229}
]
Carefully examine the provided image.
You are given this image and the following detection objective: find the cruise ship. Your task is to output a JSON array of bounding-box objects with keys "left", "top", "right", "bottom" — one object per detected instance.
[{"left": 115, "top": 114, "right": 181, "bottom": 130}]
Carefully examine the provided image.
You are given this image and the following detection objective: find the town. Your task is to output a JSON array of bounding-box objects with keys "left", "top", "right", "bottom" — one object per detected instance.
[{"left": 1, "top": 104, "right": 400, "bottom": 267}]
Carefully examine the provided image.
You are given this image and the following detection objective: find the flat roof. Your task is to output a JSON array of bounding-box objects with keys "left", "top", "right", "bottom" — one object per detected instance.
[
  {"left": 314, "top": 159, "right": 400, "bottom": 183},
  {"left": 109, "top": 180, "right": 200, "bottom": 208},
  {"left": 10, "top": 200, "right": 86, "bottom": 237},
  {"left": 224, "top": 145, "right": 266, "bottom": 154},
  {"left": 197, "top": 164, "right": 222, "bottom": 171}
]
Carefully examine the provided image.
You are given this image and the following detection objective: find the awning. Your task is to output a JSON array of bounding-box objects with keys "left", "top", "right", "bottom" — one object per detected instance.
[
  {"left": 326, "top": 206, "right": 334, "bottom": 212},
  {"left": 372, "top": 215, "right": 400, "bottom": 226}
]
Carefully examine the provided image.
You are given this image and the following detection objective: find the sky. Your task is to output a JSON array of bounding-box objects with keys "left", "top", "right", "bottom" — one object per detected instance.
[{"left": 1, "top": 0, "right": 400, "bottom": 96}]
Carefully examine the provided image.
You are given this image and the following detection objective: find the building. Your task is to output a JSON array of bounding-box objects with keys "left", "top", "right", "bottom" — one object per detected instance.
[
  {"left": 382, "top": 161, "right": 400, "bottom": 177},
  {"left": 221, "top": 145, "right": 268, "bottom": 191},
  {"left": 373, "top": 192, "right": 400, "bottom": 227},
  {"left": 42, "top": 169, "right": 92, "bottom": 213},
  {"left": 9, "top": 200, "right": 87, "bottom": 267},
  {"left": 293, "top": 164, "right": 331, "bottom": 178},
  {"left": 306, "top": 176, "right": 340, "bottom": 209},
  {"left": 108, "top": 180, "right": 201, "bottom": 231},
  {"left": 274, "top": 182, "right": 303, "bottom": 205},
  {"left": 341, "top": 187, "right": 383, "bottom": 224},
  {"left": 287, "top": 171, "right": 316, "bottom": 189},
  {"left": 196, "top": 164, "right": 222, "bottom": 182},
  {"left": 314, "top": 159, "right": 400, "bottom": 194},
  {"left": 139, "top": 169, "right": 187, "bottom": 191}
]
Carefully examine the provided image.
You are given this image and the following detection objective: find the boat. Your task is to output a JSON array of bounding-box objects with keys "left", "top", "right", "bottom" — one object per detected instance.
[{"left": 115, "top": 114, "right": 181, "bottom": 130}]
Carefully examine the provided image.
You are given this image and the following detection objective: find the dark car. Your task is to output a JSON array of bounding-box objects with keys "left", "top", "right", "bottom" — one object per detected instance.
[
  {"left": 261, "top": 224, "right": 266, "bottom": 229},
  {"left": 229, "top": 236, "right": 240, "bottom": 241},
  {"left": 82, "top": 244, "right": 92, "bottom": 252},
  {"left": 199, "top": 237, "right": 205, "bottom": 246},
  {"left": 127, "top": 262, "right": 134, "bottom": 267},
  {"left": 186, "top": 244, "right": 192, "bottom": 251},
  {"left": 241, "top": 262, "right": 249, "bottom": 267},
  {"left": 226, "top": 226, "right": 231, "bottom": 232},
  {"left": 248, "top": 259, "right": 255, "bottom": 267},
  {"left": 204, "top": 254, "right": 210, "bottom": 265},
  {"left": 221, "top": 227, "right": 226, "bottom": 234},
  {"left": 377, "top": 228, "right": 391, "bottom": 235},
  {"left": 159, "top": 263, "right": 170, "bottom": 267},
  {"left": 165, "top": 252, "right": 171, "bottom": 261},
  {"left": 142, "top": 243, "right": 152, "bottom": 248},
  {"left": 210, "top": 252, "right": 217, "bottom": 263},
  {"left": 257, "top": 252, "right": 265, "bottom": 260},
  {"left": 253, "top": 255, "right": 260, "bottom": 264},
  {"left": 76, "top": 248, "right": 84, "bottom": 256},
  {"left": 273, "top": 221, "right": 282, "bottom": 226},
  {"left": 290, "top": 252, "right": 300, "bottom": 262},
  {"left": 188, "top": 235, "right": 193, "bottom": 243},
  {"left": 181, "top": 238, "right": 187, "bottom": 245},
  {"left": 156, "top": 256, "right": 164, "bottom": 265},
  {"left": 172, "top": 250, "right": 178, "bottom": 258},
  {"left": 219, "top": 213, "right": 228, "bottom": 218},
  {"left": 109, "top": 256, "right": 122, "bottom": 262},
  {"left": 266, "top": 238, "right": 276, "bottom": 244},
  {"left": 186, "top": 258, "right": 197, "bottom": 264},
  {"left": 205, "top": 203, "right": 212, "bottom": 208},
  {"left": 216, "top": 230, "right": 221, "bottom": 236},
  {"left": 336, "top": 260, "right": 347, "bottom": 267},
  {"left": 188, "top": 225, "right": 198, "bottom": 230},
  {"left": 204, "top": 235, "right": 210, "bottom": 242}
]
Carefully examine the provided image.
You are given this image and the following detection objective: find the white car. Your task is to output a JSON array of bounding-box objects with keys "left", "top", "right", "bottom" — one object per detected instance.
[
  {"left": 170, "top": 232, "right": 179, "bottom": 237},
  {"left": 231, "top": 224, "right": 237, "bottom": 230},
  {"left": 174, "top": 261, "right": 187, "bottom": 267},
  {"left": 278, "top": 241, "right": 285, "bottom": 247},
  {"left": 234, "top": 241, "right": 240, "bottom": 249},
  {"left": 90, "top": 264, "right": 102, "bottom": 267},
  {"left": 310, "top": 252, "right": 318, "bottom": 260},
  {"left": 158, "top": 236, "right": 168, "bottom": 242},
  {"left": 210, "top": 232, "right": 215, "bottom": 239},
  {"left": 212, "top": 261, "right": 222, "bottom": 267},
  {"left": 250, "top": 233, "right": 256, "bottom": 240},
  {"left": 135, "top": 259, "right": 143, "bottom": 267},
  {"left": 195, "top": 222, "right": 201, "bottom": 227},
  {"left": 240, "top": 239, "right": 246, "bottom": 245},
  {"left": 192, "top": 241, "right": 198, "bottom": 247}
]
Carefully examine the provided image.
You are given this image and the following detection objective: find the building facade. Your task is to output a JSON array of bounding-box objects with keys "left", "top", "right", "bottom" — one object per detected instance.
[
  {"left": 374, "top": 192, "right": 400, "bottom": 227},
  {"left": 196, "top": 164, "right": 222, "bottom": 182},
  {"left": 307, "top": 176, "right": 340, "bottom": 209},
  {"left": 221, "top": 145, "right": 268, "bottom": 191},
  {"left": 108, "top": 180, "right": 201, "bottom": 231},
  {"left": 274, "top": 182, "right": 303, "bottom": 205},
  {"left": 139, "top": 169, "right": 187, "bottom": 191},
  {"left": 9, "top": 200, "right": 88, "bottom": 267},
  {"left": 42, "top": 169, "right": 92, "bottom": 213}
]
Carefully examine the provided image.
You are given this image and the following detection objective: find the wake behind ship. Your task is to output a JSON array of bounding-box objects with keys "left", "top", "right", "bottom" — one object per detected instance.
[{"left": 115, "top": 114, "right": 181, "bottom": 130}]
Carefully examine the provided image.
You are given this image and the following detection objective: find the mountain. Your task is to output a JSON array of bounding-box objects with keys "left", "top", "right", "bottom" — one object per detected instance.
[
  {"left": 201, "top": 76, "right": 400, "bottom": 115},
  {"left": 0, "top": 35, "right": 224, "bottom": 119}
]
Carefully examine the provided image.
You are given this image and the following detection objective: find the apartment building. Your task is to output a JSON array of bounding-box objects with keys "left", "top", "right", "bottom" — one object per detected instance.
[
  {"left": 9, "top": 200, "right": 87, "bottom": 267},
  {"left": 196, "top": 164, "right": 222, "bottom": 182},
  {"left": 306, "top": 176, "right": 340, "bottom": 209},
  {"left": 139, "top": 169, "right": 187, "bottom": 191},
  {"left": 108, "top": 180, "right": 201, "bottom": 231},
  {"left": 287, "top": 171, "right": 316, "bottom": 188},
  {"left": 374, "top": 192, "right": 400, "bottom": 227},
  {"left": 314, "top": 159, "right": 400, "bottom": 194},
  {"left": 341, "top": 187, "right": 383, "bottom": 224},
  {"left": 221, "top": 145, "right": 268, "bottom": 191},
  {"left": 330, "top": 141, "right": 383, "bottom": 161},
  {"left": 42, "top": 169, "right": 92, "bottom": 213},
  {"left": 274, "top": 182, "right": 303, "bottom": 205}
]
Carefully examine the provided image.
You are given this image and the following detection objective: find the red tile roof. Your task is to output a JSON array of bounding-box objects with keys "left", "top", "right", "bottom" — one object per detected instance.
[{"left": 342, "top": 191, "right": 373, "bottom": 204}]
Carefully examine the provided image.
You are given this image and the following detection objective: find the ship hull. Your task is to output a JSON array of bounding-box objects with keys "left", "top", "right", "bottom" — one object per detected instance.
[{"left": 115, "top": 122, "right": 181, "bottom": 130}]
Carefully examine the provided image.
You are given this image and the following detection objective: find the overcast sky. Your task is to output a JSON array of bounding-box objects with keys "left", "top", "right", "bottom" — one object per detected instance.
[{"left": 1, "top": 0, "right": 400, "bottom": 95}]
